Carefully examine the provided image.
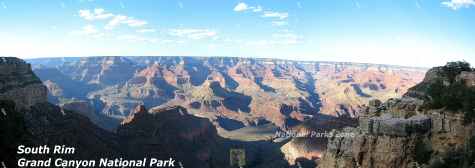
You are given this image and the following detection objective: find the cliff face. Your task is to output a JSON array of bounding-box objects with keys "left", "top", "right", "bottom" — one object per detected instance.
[
  {"left": 29, "top": 56, "right": 426, "bottom": 131},
  {"left": 0, "top": 57, "right": 119, "bottom": 167},
  {"left": 318, "top": 62, "right": 475, "bottom": 168},
  {"left": 118, "top": 105, "right": 223, "bottom": 167},
  {"left": 0, "top": 57, "right": 47, "bottom": 110},
  {"left": 279, "top": 115, "right": 357, "bottom": 166}
]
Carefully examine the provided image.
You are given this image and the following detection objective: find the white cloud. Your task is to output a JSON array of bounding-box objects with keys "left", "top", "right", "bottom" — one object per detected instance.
[
  {"left": 105, "top": 15, "right": 147, "bottom": 29},
  {"left": 79, "top": 8, "right": 114, "bottom": 21},
  {"left": 261, "top": 11, "right": 288, "bottom": 20},
  {"left": 234, "top": 2, "right": 248, "bottom": 12},
  {"left": 78, "top": 8, "right": 148, "bottom": 29},
  {"left": 123, "top": 18, "right": 147, "bottom": 27},
  {"left": 252, "top": 5, "right": 262, "bottom": 12},
  {"left": 233, "top": 3, "right": 289, "bottom": 26},
  {"left": 105, "top": 15, "right": 126, "bottom": 29},
  {"left": 137, "top": 29, "right": 156, "bottom": 33},
  {"left": 271, "top": 21, "right": 288, "bottom": 26},
  {"left": 169, "top": 28, "right": 217, "bottom": 40},
  {"left": 234, "top": 2, "right": 263, "bottom": 13},
  {"left": 442, "top": 0, "right": 475, "bottom": 10}
]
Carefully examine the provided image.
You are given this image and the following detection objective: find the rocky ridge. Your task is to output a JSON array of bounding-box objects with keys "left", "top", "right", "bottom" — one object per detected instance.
[
  {"left": 0, "top": 57, "right": 47, "bottom": 110},
  {"left": 318, "top": 62, "right": 475, "bottom": 168}
]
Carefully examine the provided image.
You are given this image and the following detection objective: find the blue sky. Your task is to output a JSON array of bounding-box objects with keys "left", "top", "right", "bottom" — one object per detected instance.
[{"left": 0, "top": 0, "right": 474, "bottom": 67}]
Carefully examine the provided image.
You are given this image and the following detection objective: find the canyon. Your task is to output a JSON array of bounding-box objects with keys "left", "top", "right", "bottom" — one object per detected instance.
[
  {"left": 5, "top": 56, "right": 473, "bottom": 168},
  {"left": 29, "top": 56, "right": 426, "bottom": 134}
]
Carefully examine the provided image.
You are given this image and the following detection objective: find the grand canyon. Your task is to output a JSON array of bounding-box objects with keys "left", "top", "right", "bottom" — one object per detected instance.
[
  {"left": 29, "top": 56, "right": 426, "bottom": 131},
  {"left": 2, "top": 56, "right": 475, "bottom": 168}
]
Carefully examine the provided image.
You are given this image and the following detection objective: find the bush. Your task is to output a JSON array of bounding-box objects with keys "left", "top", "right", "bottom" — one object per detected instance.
[
  {"left": 442, "top": 61, "right": 472, "bottom": 82},
  {"left": 429, "top": 136, "right": 475, "bottom": 168},
  {"left": 425, "top": 61, "right": 475, "bottom": 123},
  {"left": 415, "top": 139, "right": 432, "bottom": 164}
]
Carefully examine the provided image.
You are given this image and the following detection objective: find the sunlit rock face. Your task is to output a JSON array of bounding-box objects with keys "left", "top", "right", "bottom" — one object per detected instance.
[{"left": 318, "top": 63, "right": 475, "bottom": 168}]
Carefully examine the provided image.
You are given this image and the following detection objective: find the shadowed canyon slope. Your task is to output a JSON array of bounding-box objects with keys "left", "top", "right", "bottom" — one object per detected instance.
[{"left": 29, "top": 56, "right": 426, "bottom": 131}]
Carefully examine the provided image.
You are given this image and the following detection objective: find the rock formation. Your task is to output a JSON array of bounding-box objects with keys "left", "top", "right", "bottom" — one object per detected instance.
[
  {"left": 318, "top": 61, "right": 475, "bottom": 168},
  {"left": 0, "top": 57, "right": 47, "bottom": 110}
]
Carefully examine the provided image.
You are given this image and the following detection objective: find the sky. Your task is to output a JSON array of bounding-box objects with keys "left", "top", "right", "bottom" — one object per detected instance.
[{"left": 0, "top": 0, "right": 474, "bottom": 67}]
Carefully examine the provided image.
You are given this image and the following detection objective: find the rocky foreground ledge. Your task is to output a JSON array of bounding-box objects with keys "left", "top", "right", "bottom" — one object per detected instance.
[{"left": 318, "top": 61, "right": 475, "bottom": 168}]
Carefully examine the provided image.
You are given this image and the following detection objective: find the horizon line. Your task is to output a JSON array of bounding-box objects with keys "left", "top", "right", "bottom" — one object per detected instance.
[{"left": 18, "top": 55, "right": 434, "bottom": 69}]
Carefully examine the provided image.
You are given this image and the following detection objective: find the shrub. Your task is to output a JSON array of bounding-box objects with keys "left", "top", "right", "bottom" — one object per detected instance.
[
  {"left": 415, "top": 138, "right": 432, "bottom": 164},
  {"left": 425, "top": 61, "right": 475, "bottom": 123},
  {"left": 442, "top": 61, "right": 472, "bottom": 82}
]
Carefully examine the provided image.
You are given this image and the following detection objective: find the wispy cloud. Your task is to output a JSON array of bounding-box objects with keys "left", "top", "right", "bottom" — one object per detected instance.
[
  {"left": 271, "top": 21, "right": 288, "bottom": 26},
  {"left": 252, "top": 5, "right": 263, "bottom": 12},
  {"left": 233, "top": 2, "right": 290, "bottom": 27},
  {"left": 261, "top": 11, "right": 288, "bottom": 20},
  {"left": 234, "top": 2, "right": 248, "bottom": 12},
  {"left": 137, "top": 29, "right": 156, "bottom": 33},
  {"left": 78, "top": 8, "right": 148, "bottom": 29},
  {"left": 234, "top": 2, "right": 262, "bottom": 12},
  {"left": 79, "top": 8, "right": 114, "bottom": 21},
  {"left": 442, "top": 0, "right": 475, "bottom": 10},
  {"left": 169, "top": 28, "right": 217, "bottom": 40},
  {"left": 105, "top": 15, "right": 147, "bottom": 29}
]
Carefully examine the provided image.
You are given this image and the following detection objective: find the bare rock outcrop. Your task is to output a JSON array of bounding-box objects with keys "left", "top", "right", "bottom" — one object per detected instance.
[
  {"left": 318, "top": 62, "right": 475, "bottom": 168},
  {"left": 0, "top": 57, "right": 47, "bottom": 110}
]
